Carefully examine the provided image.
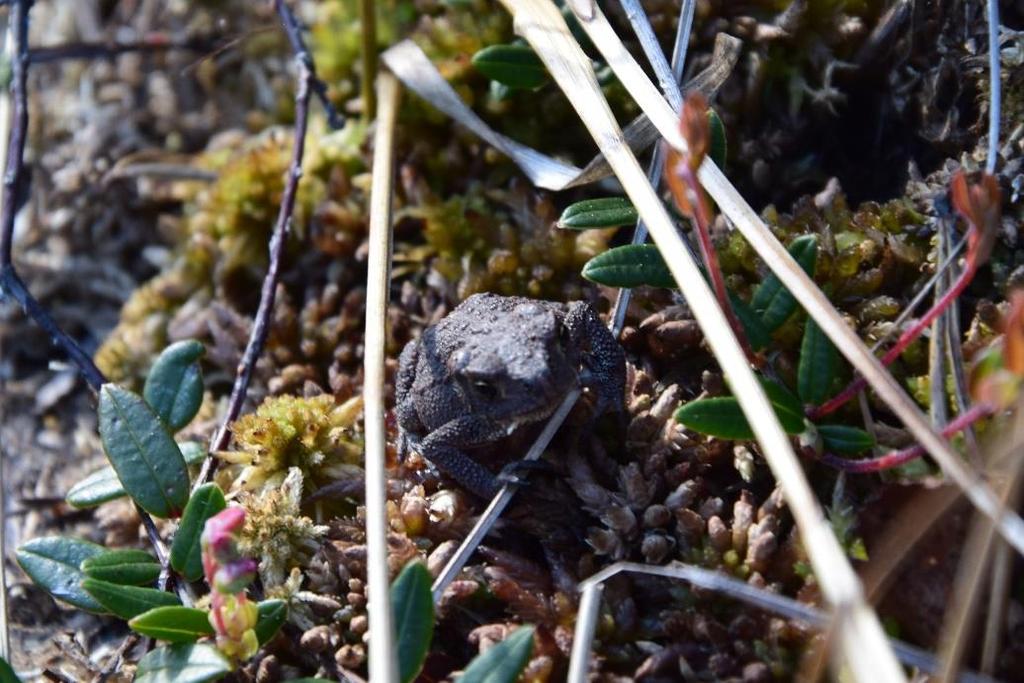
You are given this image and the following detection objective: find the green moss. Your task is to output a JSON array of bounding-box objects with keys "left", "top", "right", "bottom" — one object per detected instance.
[
  {"left": 95, "top": 121, "right": 368, "bottom": 385},
  {"left": 398, "top": 185, "right": 612, "bottom": 300},
  {"left": 218, "top": 393, "right": 364, "bottom": 494}
]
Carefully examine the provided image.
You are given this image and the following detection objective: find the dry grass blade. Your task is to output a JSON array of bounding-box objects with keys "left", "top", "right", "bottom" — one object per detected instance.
[
  {"left": 568, "top": 562, "right": 996, "bottom": 683},
  {"left": 980, "top": 540, "right": 1012, "bottom": 674},
  {"left": 610, "top": 1, "right": 696, "bottom": 336},
  {"left": 861, "top": 486, "right": 963, "bottom": 604},
  {"left": 619, "top": 0, "right": 680, "bottom": 110},
  {"left": 502, "top": 0, "right": 903, "bottom": 679},
  {"left": 937, "top": 406, "right": 1024, "bottom": 681},
  {"left": 379, "top": 34, "right": 740, "bottom": 192},
  {"left": 379, "top": 40, "right": 580, "bottom": 191},
  {"left": 930, "top": 222, "right": 950, "bottom": 427},
  {"left": 566, "top": 581, "right": 604, "bottom": 682},
  {"left": 363, "top": 71, "right": 401, "bottom": 683},
  {"left": 702, "top": 161, "right": 1024, "bottom": 556},
  {"left": 556, "top": 0, "right": 1024, "bottom": 559},
  {"left": 0, "top": 9, "right": 11, "bottom": 662}
]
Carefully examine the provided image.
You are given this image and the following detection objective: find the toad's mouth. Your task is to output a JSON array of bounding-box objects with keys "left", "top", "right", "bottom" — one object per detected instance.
[{"left": 501, "top": 388, "right": 580, "bottom": 435}]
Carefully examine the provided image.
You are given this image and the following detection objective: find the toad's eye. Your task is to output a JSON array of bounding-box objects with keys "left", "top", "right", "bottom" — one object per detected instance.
[
  {"left": 559, "top": 324, "right": 572, "bottom": 346},
  {"left": 472, "top": 380, "right": 499, "bottom": 400}
]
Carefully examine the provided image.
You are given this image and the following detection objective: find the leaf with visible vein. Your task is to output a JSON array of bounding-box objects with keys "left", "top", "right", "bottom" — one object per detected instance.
[
  {"left": 16, "top": 537, "right": 107, "bottom": 613},
  {"left": 751, "top": 235, "right": 818, "bottom": 331},
  {"left": 99, "top": 384, "right": 190, "bottom": 518},
  {"left": 129, "top": 606, "right": 215, "bottom": 643},
  {"left": 82, "top": 578, "right": 181, "bottom": 620}
]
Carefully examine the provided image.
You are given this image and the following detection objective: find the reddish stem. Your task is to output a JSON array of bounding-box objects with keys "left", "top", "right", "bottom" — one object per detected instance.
[
  {"left": 820, "top": 402, "right": 993, "bottom": 473},
  {"left": 809, "top": 259, "right": 978, "bottom": 419},
  {"left": 679, "top": 164, "right": 756, "bottom": 363}
]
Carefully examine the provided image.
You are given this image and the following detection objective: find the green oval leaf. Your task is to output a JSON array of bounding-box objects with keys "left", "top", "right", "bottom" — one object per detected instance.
[
  {"left": 674, "top": 397, "right": 753, "bottom": 440},
  {"left": 759, "top": 378, "right": 806, "bottom": 434},
  {"left": 67, "top": 444, "right": 204, "bottom": 510},
  {"left": 459, "top": 625, "right": 535, "bottom": 683},
  {"left": 708, "top": 108, "right": 727, "bottom": 169},
  {"left": 557, "top": 197, "right": 638, "bottom": 230},
  {"left": 0, "top": 656, "right": 21, "bottom": 683},
  {"left": 81, "top": 549, "right": 160, "bottom": 586},
  {"left": 82, "top": 578, "right": 181, "bottom": 620},
  {"left": 728, "top": 291, "right": 771, "bottom": 351},
  {"left": 392, "top": 562, "right": 434, "bottom": 683},
  {"left": 472, "top": 44, "right": 547, "bottom": 89},
  {"left": 135, "top": 643, "right": 231, "bottom": 683},
  {"left": 818, "top": 424, "right": 875, "bottom": 455},
  {"left": 170, "top": 483, "right": 226, "bottom": 581},
  {"left": 129, "top": 606, "right": 214, "bottom": 643},
  {"left": 144, "top": 340, "right": 205, "bottom": 432},
  {"left": 798, "top": 317, "right": 840, "bottom": 405},
  {"left": 751, "top": 235, "right": 818, "bottom": 331},
  {"left": 255, "top": 599, "right": 288, "bottom": 645},
  {"left": 66, "top": 466, "right": 125, "bottom": 508},
  {"left": 674, "top": 378, "right": 805, "bottom": 440},
  {"left": 582, "top": 244, "right": 674, "bottom": 289},
  {"left": 99, "top": 384, "right": 190, "bottom": 518},
  {"left": 15, "top": 537, "right": 108, "bottom": 613}
]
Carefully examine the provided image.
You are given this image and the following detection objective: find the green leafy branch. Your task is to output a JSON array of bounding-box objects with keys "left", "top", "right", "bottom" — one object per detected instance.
[{"left": 16, "top": 341, "right": 286, "bottom": 682}]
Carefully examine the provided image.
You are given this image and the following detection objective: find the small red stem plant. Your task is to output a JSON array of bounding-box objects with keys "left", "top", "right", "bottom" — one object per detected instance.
[
  {"left": 823, "top": 285, "right": 1024, "bottom": 474},
  {"left": 821, "top": 403, "right": 994, "bottom": 473},
  {"left": 665, "top": 93, "right": 757, "bottom": 364},
  {"left": 809, "top": 171, "right": 1001, "bottom": 420}
]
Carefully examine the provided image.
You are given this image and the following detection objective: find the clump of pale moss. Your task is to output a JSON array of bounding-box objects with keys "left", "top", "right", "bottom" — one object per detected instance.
[
  {"left": 237, "top": 468, "right": 327, "bottom": 587},
  {"left": 217, "top": 393, "right": 364, "bottom": 494},
  {"left": 397, "top": 184, "right": 614, "bottom": 301},
  {"left": 95, "top": 121, "right": 368, "bottom": 386}
]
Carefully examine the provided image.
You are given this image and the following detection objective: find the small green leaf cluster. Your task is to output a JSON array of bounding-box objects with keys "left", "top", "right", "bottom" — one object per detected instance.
[
  {"left": 575, "top": 229, "right": 875, "bottom": 456},
  {"left": 667, "top": 238, "right": 873, "bottom": 452},
  {"left": 15, "top": 341, "right": 286, "bottom": 683},
  {"left": 391, "top": 562, "right": 536, "bottom": 683},
  {"left": 469, "top": 3, "right": 589, "bottom": 96}
]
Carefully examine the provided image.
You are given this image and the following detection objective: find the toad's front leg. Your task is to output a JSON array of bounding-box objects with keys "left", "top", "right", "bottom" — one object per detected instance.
[
  {"left": 564, "top": 301, "right": 626, "bottom": 415},
  {"left": 417, "top": 416, "right": 514, "bottom": 499}
]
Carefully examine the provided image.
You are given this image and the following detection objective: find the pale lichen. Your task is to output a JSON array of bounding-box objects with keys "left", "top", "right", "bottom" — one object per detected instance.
[{"left": 237, "top": 468, "right": 328, "bottom": 588}]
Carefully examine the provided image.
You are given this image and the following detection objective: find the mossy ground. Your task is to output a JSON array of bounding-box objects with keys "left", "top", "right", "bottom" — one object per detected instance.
[{"left": 3, "top": 0, "right": 1023, "bottom": 680}]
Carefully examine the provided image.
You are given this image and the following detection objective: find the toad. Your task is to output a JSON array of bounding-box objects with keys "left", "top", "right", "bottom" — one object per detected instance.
[{"left": 396, "top": 293, "right": 625, "bottom": 499}]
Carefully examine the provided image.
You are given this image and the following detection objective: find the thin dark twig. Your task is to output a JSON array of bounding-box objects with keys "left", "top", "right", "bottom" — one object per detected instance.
[
  {"left": 942, "top": 216, "right": 980, "bottom": 462},
  {"left": 929, "top": 217, "right": 950, "bottom": 428},
  {"left": 28, "top": 35, "right": 213, "bottom": 64},
  {"left": 0, "top": 268, "right": 105, "bottom": 388},
  {"left": 0, "top": 0, "right": 188, "bottom": 606},
  {"left": 0, "top": 0, "right": 103, "bottom": 389},
  {"left": 275, "top": 0, "right": 344, "bottom": 130},
  {"left": 193, "top": 0, "right": 315, "bottom": 489}
]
